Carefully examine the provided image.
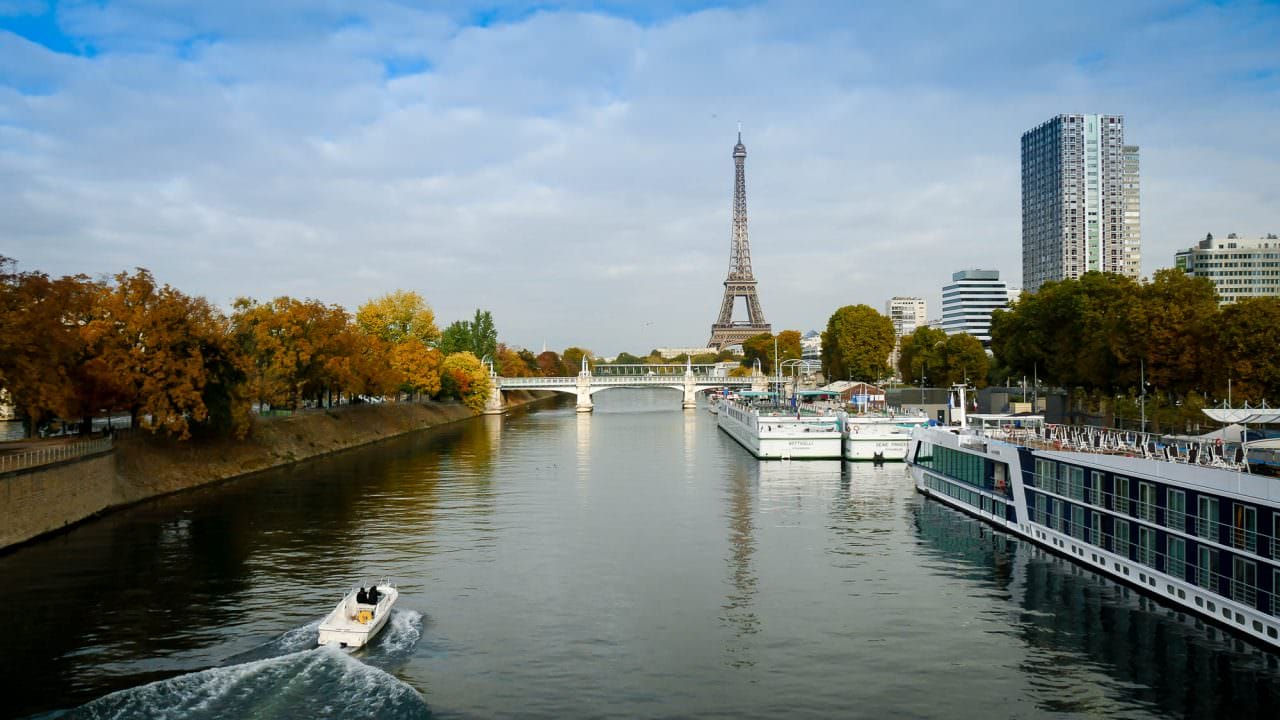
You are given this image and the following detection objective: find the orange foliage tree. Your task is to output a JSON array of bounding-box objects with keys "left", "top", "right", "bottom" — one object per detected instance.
[
  {"left": 440, "top": 352, "right": 493, "bottom": 412},
  {"left": 0, "top": 257, "right": 98, "bottom": 435},
  {"left": 80, "top": 269, "right": 247, "bottom": 439}
]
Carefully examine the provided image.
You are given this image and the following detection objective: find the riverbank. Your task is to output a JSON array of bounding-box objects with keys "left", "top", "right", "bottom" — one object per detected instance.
[{"left": 1, "top": 390, "right": 553, "bottom": 551}]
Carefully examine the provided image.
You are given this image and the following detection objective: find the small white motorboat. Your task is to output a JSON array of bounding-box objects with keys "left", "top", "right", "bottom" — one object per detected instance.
[{"left": 317, "top": 579, "right": 399, "bottom": 649}]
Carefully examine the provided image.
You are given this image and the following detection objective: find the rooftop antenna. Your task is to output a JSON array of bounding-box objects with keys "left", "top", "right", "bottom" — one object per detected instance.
[{"left": 737, "top": 120, "right": 742, "bottom": 142}]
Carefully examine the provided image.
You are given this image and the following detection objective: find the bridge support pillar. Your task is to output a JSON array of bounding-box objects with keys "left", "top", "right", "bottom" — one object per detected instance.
[
  {"left": 575, "top": 373, "right": 593, "bottom": 413},
  {"left": 483, "top": 381, "right": 504, "bottom": 415},
  {"left": 683, "top": 367, "right": 697, "bottom": 409},
  {"left": 751, "top": 371, "right": 768, "bottom": 393}
]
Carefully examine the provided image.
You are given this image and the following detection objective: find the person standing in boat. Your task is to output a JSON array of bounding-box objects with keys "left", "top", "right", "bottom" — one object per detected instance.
[
  {"left": 367, "top": 585, "right": 380, "bottom": 604},
  {"left": 356, "top": 587, "right": 368, "bottom": 603}
]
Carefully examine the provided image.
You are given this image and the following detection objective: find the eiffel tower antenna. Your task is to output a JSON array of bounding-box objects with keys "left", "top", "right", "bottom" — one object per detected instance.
[{"left": 708, "top": 126, "right": 770, "bottom": 350}]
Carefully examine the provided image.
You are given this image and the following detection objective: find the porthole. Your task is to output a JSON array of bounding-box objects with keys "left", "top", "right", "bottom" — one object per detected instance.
[
  {"left": 1167, "top": 585, "right": 1174, "bottom": 595},
  {"left": 1235, "top": 612, "right": 1245, "bottom": 624},
  {"left": 1195, "top": 596, "right": 1204, "bottom": 607},
  {"left": 1269, "top": 627, "right": 1278, "bottom": 639},
  {"left": 1253, "top": 620, "right": 1263, "bottom": 632},
  {"left": 1177, "top": 589, "right": 1186, "bottom": 599}
]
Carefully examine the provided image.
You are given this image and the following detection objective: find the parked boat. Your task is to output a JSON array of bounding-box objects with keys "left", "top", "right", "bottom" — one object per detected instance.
[
  {"left": 906, "top": 389, "right": 1280, "bottom": 651},
  {"left": 717, "top": 393, "right": 841, "bottom": 459},
  {"left": 317, "top": 580, "right": 399, "bottom": 649},
  {"left": 840, "top": 413, "right": 932, "bottom": 461}
]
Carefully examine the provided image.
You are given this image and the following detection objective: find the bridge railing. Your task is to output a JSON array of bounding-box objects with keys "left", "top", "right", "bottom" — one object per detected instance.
[{"left": 496, "top": 374, "right": 767, "bottom": 387}]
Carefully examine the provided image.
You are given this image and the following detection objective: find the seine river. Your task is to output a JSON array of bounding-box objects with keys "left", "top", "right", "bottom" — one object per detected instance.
[{"left": 4, "top": 392, "right": 1278, "bottom": 719}]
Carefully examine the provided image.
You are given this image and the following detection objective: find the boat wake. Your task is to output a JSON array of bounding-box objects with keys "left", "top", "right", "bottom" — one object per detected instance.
[{"left": 53, "top": 610, "right": 429, "bottom": 720}]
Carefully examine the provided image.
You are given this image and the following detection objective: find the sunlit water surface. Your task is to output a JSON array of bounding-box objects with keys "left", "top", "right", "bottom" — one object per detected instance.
[{"left": 4, "top": 391, "right": 1278, "bottom": 718}]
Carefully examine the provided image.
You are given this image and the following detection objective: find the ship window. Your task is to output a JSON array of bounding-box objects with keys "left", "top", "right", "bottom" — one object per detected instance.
[
  {"left": 1113, "top": 477, "right": 1130, "bottom": 514},
  {"left": 1275, "top": 570, "right": 1280, "bottom": 617},
  {"left": 1232, "top": 557, "right": 1257, "bottom": 607},
  {"left": 1138, "top": 527, "right": 1157, "bottom": 567},
  {"left": 1072, "top": 506, "right": 1085, "bottom": 540},
  {"left": 1138, "top": 482, "right": 1156, "bottom": 522},
  {"left": 1067, "top": 466, "right": 1084, "bottom": 500},
  {"left": 1232, "top": 503, "right": 1257, "bottom": 553},
  {"left": 1114, "top": 519, "right": 1131, "bottom": 558},
  {"left": 1087, "top": 471, "right": 1102, "bottom": 506},
  {"left": 1197, "top": 546, "right": 1217, "bottom": 590},
  {"left": 1168, "top": 537, "right": 1186, "bottom": 580},
  {"left": 1091, "top": 511, "right": 1101, "bottom": 546},
  {"left": 1168, "top": 489, "right": 1186, "bottom": 532},
  {"left": 1198, "top": 496, "right": 1219, "bottom": 541}
]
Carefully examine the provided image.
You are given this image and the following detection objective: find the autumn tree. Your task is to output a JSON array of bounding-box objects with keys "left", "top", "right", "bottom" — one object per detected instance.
[
  {"left": 495, "top": 344, "right": 533, "bottom": 377},
  {"left": 562, "top": 347, "right": 592, "bottom": 374},
  {"left": 536, "top": 350, "right": 564, "bottom": 377},
  {"left": 230, "top": 296, "right": 352, "bottom": 410},
  {"left": 821, "top": 305, "right": 895, "bottom": 382},
  {"left": 741, "top": 330, "right": 802, "bottom": 373},
  {"left": 0, "top": 257, "right": 98, "bottom": 435},
  {"left": 354, "top": 290, "right": 439, "bottom": 346},
  {"left": 80, "top": 269, "right": 237, "bottom": 439},
  {"left": 440, "top": 352, "right": 493, "bottom": 412}
]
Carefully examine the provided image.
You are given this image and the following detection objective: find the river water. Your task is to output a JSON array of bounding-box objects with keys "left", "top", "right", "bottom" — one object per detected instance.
[{"left": 4, "top": 391, "right": 1279, "bottom": 719}]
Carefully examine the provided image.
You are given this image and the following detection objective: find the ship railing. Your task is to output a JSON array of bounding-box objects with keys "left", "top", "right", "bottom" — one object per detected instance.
[{"left": 980, "top": 423, "right": 1250, "bottom": 472}]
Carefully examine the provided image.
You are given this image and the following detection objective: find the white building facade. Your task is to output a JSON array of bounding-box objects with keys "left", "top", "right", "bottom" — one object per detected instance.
[
  {"left": 940, "top": 270, "right": 1009, "bottom": 347},
  {"left": 1021, "top": 114, "right": 1140, "bottom": 293},
  {"left": 885, "top": 297, "right": 927, "bottom": 377},
  {"left": 1175, "top": 235, "right": 1280, "bottom": 304}
]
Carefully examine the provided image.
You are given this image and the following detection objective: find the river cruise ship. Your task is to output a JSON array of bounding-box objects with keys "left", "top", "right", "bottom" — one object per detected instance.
[
  {"left": 841, "top": 413, "right": 932, "bottom": 462},
  {"left": 717, "top": 394, "right": 842, "bottom": 459},
  {"left": 907, "top": 394, "right": 1280, "bottom": 651}
]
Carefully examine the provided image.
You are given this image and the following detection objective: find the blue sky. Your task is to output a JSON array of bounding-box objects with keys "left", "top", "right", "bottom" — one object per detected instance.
[{"left": 2, "top": 1, "right": 1278, "bottom": 354}]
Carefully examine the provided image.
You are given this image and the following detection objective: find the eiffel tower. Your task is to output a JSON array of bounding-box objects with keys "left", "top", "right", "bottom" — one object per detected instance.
[{"left": 708, "top": 128, "right": 770, "bottom": 350}]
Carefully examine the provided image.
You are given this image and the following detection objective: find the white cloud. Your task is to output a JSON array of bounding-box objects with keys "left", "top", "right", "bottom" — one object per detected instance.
[{"left": 1, "top": 1, "right": 1278, "bottom": 353}]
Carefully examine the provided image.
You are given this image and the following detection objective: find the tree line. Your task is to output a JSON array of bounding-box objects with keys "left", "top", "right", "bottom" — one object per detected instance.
[
  {"left": 0, "top": 257, "right": 555, "bottom": 439},
  {"left": 991, "top": 270, "right": 1280, "bottom": 426}
]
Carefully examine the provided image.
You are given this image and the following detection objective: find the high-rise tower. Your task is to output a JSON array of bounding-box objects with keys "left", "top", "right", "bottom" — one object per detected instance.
[
  {"left": 1021, "top": 114, "right": 1140, "bottom": 293},
  {"left": 708, "top": 129, "right": 770, "bottom": 350}
]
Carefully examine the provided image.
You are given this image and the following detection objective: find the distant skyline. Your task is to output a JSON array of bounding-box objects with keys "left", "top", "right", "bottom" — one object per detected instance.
[{"left": 2, "top": 1, "right": 1278, "bottom": 354}]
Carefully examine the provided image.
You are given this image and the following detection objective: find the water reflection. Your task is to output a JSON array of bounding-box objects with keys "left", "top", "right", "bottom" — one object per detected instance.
[
  {"left": 721, "top": 460, "right": 760, "bottom": 668},
  {"left": 0, "top": 417, "right": 503, "bottom": 717},
  {"left": 913, "top": 496, "right": 1280, "bottom": 717}
]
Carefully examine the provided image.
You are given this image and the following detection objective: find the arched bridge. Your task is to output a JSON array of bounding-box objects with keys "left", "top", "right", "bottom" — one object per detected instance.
[{"left": 484, "top": 362, "right": 774, "bottom": 413}]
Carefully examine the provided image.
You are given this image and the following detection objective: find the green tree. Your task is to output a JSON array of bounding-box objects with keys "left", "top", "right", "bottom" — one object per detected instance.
[
  {"left": 613, "top": 352, "right": 643, "bottom": 365},
  {"left": 897, "top": 326, "right": 948, "bottom": 385},
  {"left": 1215, "top": 297, "right": 1280, "bottom": 404},
  {"left": 438, "top": 320, "right": 472, "bottom": 356},
  {"left": 469, "top": 309, "right": 498, "bottom": 361},
  {"left": 741, "top": 333, "right": 774, "bottom": 372},
  {"left": 821, "top": 305, "right": 895, "bottom": 382}
]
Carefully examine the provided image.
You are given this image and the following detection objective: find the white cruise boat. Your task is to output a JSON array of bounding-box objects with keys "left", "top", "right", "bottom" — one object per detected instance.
[
  {"left": 317, "top": 580, "right": 399, "bottom": 649},
  {"left": 841, "top": 413, "right": 932, "bottom": 461},
  {"left": 907, "top": 389, "right": 1280, "bottom": 651},
  {"left": 717, "top": 394, "right": 842, "bottom": 459}
]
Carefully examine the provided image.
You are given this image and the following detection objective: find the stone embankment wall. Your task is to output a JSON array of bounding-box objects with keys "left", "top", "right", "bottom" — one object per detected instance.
[
  {"left": 0, "top": 450, "right": 115, "bottom": 549},
  {"left": 1, "top": 391, "right": 551, "bottom": 551}
]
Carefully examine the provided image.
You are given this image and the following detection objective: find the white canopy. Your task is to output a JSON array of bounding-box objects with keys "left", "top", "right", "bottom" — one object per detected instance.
[{"left": 1202, "top": 409, "right": 1280, "bottom": 425}]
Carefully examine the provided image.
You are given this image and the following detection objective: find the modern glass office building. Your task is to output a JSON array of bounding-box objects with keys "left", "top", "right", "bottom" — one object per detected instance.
[
  {"left": 939, "top": 270, "right": 1008, "bottom": 347},
  {"left": 1021, "top": 114, "right": 1140, "bottom": 293}
]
